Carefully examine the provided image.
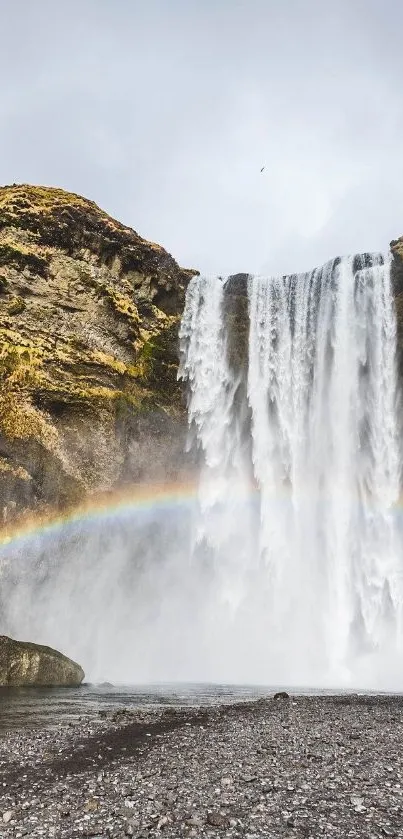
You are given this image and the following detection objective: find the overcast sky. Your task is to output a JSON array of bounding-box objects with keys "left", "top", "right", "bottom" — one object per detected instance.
[{"left": 1, "top": 0, "right": 403, "bottom": 276}]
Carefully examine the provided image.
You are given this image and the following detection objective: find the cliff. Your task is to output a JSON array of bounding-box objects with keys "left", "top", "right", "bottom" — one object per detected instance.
[
  {"left": 0, "top": 184, "right": 198, "bottom": 523},
  {"left": 2, "top": 185, "right": 403, "bottom": 527},
  {"left": 391, "top": 238, "right": 403, "bottom": 365}
]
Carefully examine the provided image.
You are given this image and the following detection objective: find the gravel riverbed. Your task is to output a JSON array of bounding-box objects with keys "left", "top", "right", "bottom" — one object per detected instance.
[{"left": 0, "top": 694, "right": 402, "bottom": 838}]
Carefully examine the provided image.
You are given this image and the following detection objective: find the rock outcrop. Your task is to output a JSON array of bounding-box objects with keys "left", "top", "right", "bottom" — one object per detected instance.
[
  {"left": 0, "top": 185, "right": 198, "bottom": 523},
  {"left": 390, "top": 237, "right": 403, "bottom": 367},
  {"left": 0, "top": 635, "right": 84, "bottom": 686},
  {"left": 223, "top": 273, "right": 250, "bottom": 374}
]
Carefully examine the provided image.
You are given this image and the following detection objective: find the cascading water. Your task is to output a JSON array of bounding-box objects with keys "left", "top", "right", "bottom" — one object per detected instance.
[
  {"left": 1, "top": 253, "right": 402, "bottom": 688},
  {"left": 178, "top": 276, "right": 256, "bottom": 613},
  {"left": 179, "top": 254, "right": 403, "bottom": 687}
]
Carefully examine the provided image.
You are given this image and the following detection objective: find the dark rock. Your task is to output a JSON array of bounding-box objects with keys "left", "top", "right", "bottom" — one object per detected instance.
[
  {"left": 390, "top": 237, "right": 403, "bottom": 372},
  {"left": 223, "top": 273, "right": 249, "bottom": 374},
  {"left": 206, "top": 811, "right": 231, "bottom": 828},
  {"left": 273, "top": 691, "right": 290, "bottom": 700}
]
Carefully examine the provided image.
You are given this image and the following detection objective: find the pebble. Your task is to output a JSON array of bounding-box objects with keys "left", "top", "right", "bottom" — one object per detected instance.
[
  {"left": 0, "top": 696, "right": 403, "bottom": 837},
  {"left": 2, "top": 810, "right": 14, "bottom": 823}
]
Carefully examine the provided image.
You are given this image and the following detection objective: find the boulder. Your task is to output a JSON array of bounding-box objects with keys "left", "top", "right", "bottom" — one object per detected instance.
[{"left": 0, "top": 635, "right": 84, "bottom": 686}]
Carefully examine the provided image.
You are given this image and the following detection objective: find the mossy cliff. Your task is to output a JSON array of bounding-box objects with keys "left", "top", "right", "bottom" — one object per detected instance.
[{"left": 0, "top": 184, "right": 198, "bottom": 521}]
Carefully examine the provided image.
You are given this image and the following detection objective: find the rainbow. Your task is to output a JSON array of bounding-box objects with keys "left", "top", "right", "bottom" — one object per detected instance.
[
  {"left": 0, "top": 480, "right": 200, "bottom": 553},
  {"left": 1, "top": 479, "right": 402, "bottom": 555}
]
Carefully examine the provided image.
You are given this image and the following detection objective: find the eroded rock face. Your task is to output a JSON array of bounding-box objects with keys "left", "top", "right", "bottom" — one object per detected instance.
[
  {"left": 390, "top": 238, "right": 403, "bottom": 368},
  {"left": 0, "top": 185, "right": 199, "bottom": 522},
  {"left": 0, "top": 635, "right": 84, "bottom": 686},
  {"left": 223, "top": 273, "right": 249, "bottom": 374}
]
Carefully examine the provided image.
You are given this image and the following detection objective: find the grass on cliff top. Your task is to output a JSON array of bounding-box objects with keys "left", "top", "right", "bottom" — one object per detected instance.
[
  {"left": 0, "top": 184, "right": 199, "bottom": 277},
  {"left": 0, "top": 184, "right": 100, "bottom": 214},
  {"left": 0, "top": 184, "right": 166, "bottom": 251}
]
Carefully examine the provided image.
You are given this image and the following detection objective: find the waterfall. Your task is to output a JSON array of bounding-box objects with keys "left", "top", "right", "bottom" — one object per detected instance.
[
  {"left": 179, "top": 255, "right": 403, "bottom": 687},
  {"left": 1, "top": 254, "right": 402, "bottom": 687},
  {"left": 178, "top": 276, "right": 256, "bottom": 612}
]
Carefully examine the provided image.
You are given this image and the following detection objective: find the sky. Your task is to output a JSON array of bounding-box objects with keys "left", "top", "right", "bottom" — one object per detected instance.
[{"left": 1, "top": 0, "right": 403, "bottom": 276}]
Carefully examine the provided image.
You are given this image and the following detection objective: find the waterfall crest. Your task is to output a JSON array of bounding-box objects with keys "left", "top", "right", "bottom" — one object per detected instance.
[{"left": 179, "top": 255, "right": 403, "bottom": 686}]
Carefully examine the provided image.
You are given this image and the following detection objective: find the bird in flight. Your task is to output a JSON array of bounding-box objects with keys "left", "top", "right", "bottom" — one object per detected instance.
[{"left": 260, "top": 166, "right": 265, "bottom": 172}]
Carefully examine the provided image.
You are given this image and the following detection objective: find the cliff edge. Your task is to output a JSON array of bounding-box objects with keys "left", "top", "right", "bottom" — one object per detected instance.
[{"left": 0, "top": 184, "right": 198, "bottom": 522}]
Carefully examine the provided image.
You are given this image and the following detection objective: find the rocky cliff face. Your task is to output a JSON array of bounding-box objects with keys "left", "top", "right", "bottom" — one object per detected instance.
[
  {"left": 391, "top": 238, "right": 403, "bottom": 366},
  {"left": 0, "top": 185, "right": 198, "bottom": 523}
]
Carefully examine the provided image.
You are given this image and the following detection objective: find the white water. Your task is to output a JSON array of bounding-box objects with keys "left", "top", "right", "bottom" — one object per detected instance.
[
  {"left": 1, "top": 254, "right": 403, "bottom": 689},
  {"left": 179, "top": 255, "right": 403, "bottom": 688},
  {"left": 178, "top": 276, "right": 255, "bottom": 613}
]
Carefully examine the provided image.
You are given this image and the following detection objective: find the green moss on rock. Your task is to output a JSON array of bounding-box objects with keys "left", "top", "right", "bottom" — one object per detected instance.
[
  {"left": 0, "top": 183, "right": 198, "bottom": 521},
  {"left": 7, "top": 296, "right": 26, "bottom": 315},
  {"left": 0, "top": 240, "right": 48, "bottom": 276}
]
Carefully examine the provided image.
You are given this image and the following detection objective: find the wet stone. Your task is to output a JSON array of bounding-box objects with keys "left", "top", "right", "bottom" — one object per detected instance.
[{"left": 1, "top": 696, "right": 403, "bottom": 838}]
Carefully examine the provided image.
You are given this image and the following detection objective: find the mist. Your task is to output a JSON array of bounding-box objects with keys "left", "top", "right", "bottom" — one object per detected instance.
[{"left": 2, "top": 492, "right": 402, "bottom": 691}]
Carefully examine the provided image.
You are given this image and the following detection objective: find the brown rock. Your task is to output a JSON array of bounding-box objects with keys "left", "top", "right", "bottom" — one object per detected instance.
[
  {"left": 0, "top": 184, "right": 199, "bottom": 523},
  {"left": 391, "top": 237, "right": 403, "bottom": 371},
  {"left": 206, "top": 812, "right": 231, "bottom": 828},
  {"left": 0, "top": 634, "right": 84, "bottom": 686}
]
